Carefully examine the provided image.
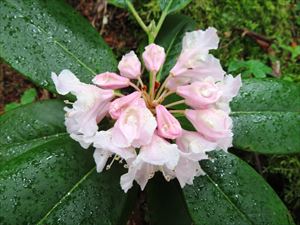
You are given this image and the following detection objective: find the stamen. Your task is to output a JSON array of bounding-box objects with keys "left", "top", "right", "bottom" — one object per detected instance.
[
  {"left": 106, "top": 154, "right": 120, "bottom": 170},
  {"left": 64, "top": 100, "right": 73, "bottom": 105}
]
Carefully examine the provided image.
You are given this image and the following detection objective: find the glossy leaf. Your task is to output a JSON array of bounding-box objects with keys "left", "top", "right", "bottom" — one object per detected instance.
[
  {"left": 231, "top": 79, "right": 300, "bottom": 112},
  {"left": 231, "top": 79, "right": 300, "bottom": 154},
  {"left": 146, "top": 174, "right": 192, "bottom": 225},
  {"left": 0, "top": 0, "right": 117, "bottom": 93},
  {"left": 20, "top": 88, "right": 37, "bottom": 105},
  {"left": 183, "top": 151, "right": 295, "bottom": 225},
  {"left": 155, "top": 14, "right": 196, "bottom": 81},
  {"left": 0, "top": 100, "right": 137, "bottom": 224},
  {"left": 159, "top": 0, "right": 192, "bottom": 14}
]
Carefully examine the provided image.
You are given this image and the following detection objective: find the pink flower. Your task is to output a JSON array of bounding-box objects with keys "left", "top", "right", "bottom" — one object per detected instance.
[
  {"left": 51, "top": 70, "right": 114, "bottom": 148},
  {"left": 111, "top": 105, "right": 157, "bottom": 148},
  {"left": 216, "top": 75, "right": 242, "bottom": 112},
  {"left": 166, "top": 76, "right": 191, "bottom": 92},
  {"left": 171, "top": 27, "right": 219, "bottom": 76},
  {"left": 177, "top": 79, "right": 222, "bottom": 109},
  {"left": 92, "top": 72, "right": 130, "bottom": 89},
  {"left": 185, "top": 109, "right": 233, "bottom": 146},
  {"left": 118, "top": 51, "right": 141, "bottom": 79},
  {"left": 109, "top": 91, "right": 144, "bottom": 119},
  {"left": 166, "top": 55, "right": 225, "bottom": 91},
  {"left": 142, "top": 43, "right": 166, "bottom": 72},
  {"left": 174, "top": 130, "right": 218, "bottom": 187},
  {"left": 120, "top": 134, "right": 180, "bottom": 192},
  {"left": 93, "top": 129, "right": 136, "bottom": 172},
  {"left": 176, "top": 130, "right": 217, "bottom": 161},
  {"left": 156, "top": 105, "right": 182, "bottom": 139},
  {"left": 51, "top": 26, "right": 242, "bottom": 193}
]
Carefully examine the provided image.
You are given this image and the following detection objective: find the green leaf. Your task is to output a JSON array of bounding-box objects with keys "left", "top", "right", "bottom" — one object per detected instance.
[
  {"left": 0, "top": 100, "right": 137, "bottom": 224},
  {"left": 159, "top": 0, "right": 192, "bottom": 14},
  {"left": 228, "top": 60, "right": 272, "bottom": 78},
  {"left": 4, "top": 102, "right": 20, "bottom": 112},
  {"left": 231, "top": 79, "right": 300, "bottom": 154},
  {"left": 183, "top": 151, "right": 295, "bottom": 225},
  {"left": 146, "top": 174, "right": 192, "bottom": 225},
  {"left": 106, "top": 0, "right": 133, "bottom": 8},
  {"left": 20, "top": 88, "right": 37, "bottom": 105},
  {"left": 0, "top": 0, "right": 117, "bottom": 93},
  {"left": 156, "top": 14, "right": 196, "bottom": 81}
]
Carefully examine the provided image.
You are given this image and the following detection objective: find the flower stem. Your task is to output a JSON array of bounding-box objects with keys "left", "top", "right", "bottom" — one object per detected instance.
[
  {"left": 138, "top": 77, "right": 144, "bottom": 88},
  {"left": 114, "top": 91, "right": 124, "bottom": 97},
  {"left": 169, "top": 110, "right": 185, "bottom": 114},
  {"left": 125, "top": 0, "right": 148, "bottom": 35},
  {"left": 129, "top": 82, "right": 141, "bottom": 91},
  {"left": 149, "top": 71, "right": 156, "bottom": 101},
  {"left": 156, "top": 90, "right": 174, "bottom": 103},
  {"left": 164, "top": 100, "right": 185, "bottom": 108},
  {"left": 155, "top": 74, "right": 171, "bottom": 99}
]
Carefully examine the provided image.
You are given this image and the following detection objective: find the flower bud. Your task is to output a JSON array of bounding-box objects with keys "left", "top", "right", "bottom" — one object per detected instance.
[
  {"left": 109, "top": 91, "right": 143, "bottom": 119},
  {"left": 156, "top": 105, "right": 182, "bottom": 139},
  {"left": 177, "top": 80, "right": 221, "bottom": 108},
  {"left": 142, "top": 43, "right": 166, "bottom": 72},
  {"left": 92, "top": 72, "right": 130, "bottom": 89},
  {"left": 118, "top": 51, "right": 141, "bottom": 79},
  {"left": 185, "top": 109, "right": 232, "bottom": 141}
]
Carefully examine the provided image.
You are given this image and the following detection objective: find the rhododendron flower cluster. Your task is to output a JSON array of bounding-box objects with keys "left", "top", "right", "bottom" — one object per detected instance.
[{"left": 52, "top": 27, "right": 241, "bottom": 192}]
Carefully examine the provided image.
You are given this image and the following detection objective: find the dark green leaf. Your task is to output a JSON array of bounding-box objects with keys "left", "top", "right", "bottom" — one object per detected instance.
[
  {"left": 0, "top": 100, "right": 137, "bottom": 224},
  {"left": 20, "top": 88, "right": 37, "bottom": 105},
  {"left": 231, "top": 79, "right": 300, "bottom": 154},
  {"left": 156, "top": 14, "right": 196, "bottom": 81},
  {"left": 183, "top": 151, "right": 295, "bottom": 225},
  {"left": 146, "top": 174, "right": 192, "bottom": 225},
  {"left": 106, "top": 0, "right": 133, "bottom": 8},
  {"left": 4, "top": 102, "right": 20, "bottom": 112},
  {"left": 159, "top": 0, "right": 192, "bottom": 14},
  {"left": 0, "top": 0, "right": 117, "bottom": 93}
]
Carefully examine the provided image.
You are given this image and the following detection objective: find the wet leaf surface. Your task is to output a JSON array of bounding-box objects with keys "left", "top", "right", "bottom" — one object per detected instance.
[
  {"left": 0, "top": 0, "right": 117, "bottom": 93},
  {"left": 183, "top": 151, "right": 295, "bottom": 225},
  {"left": 0, "top": 100, "right": 137, "bottom": 224}
]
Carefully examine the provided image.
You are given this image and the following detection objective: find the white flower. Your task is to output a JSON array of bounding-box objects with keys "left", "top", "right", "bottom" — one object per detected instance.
[
  {"left": 93, "top": 129, "right": 136, "bottom": 172},
  {"left": 51, "top": 70, "right": 114, "bottom": 148},
  {"left": 120, "top": 134, "right": 180, "bottom": 192}
]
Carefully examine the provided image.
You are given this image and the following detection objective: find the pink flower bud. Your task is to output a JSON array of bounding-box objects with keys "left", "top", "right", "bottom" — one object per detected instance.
[
  {"left": 142, "top": 43, "right": 166, "bottom": 72},
  {"left": 185, "top": 109, "right": 232, "bottom": 141},
  {"left": 177, "top": 80, "right": 221, "bottom": 109},
  {"left": 118, "top": 51, "right": 141, "bottom": 79},
  {"left": 156, "top": 105, "right": 182, "bottom": 139},
  {"left": 92, "top": 72, "right": 130, "bottom": 89},
  {"left": 109, "top": 91, "right": 144, "bottom": 119}
]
